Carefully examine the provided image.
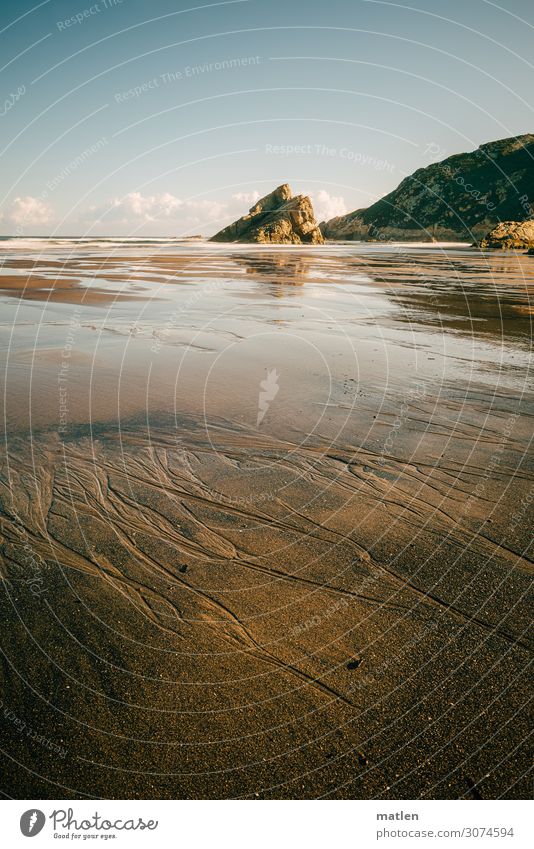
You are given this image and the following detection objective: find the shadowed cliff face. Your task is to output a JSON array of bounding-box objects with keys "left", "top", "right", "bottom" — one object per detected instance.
[
  {"left": 210, "top": 184, "right": 325, "bottom": 244},
  {"left": 0, "top": 243, "right": 532, "bottom": 800},
  {"left": 322, "top": 134, "right": 534, "bottom": 242}
]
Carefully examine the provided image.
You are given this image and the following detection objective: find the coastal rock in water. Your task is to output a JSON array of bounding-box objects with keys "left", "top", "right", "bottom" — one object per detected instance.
[
  {"left": 479, "top": 220, "right": 534, "bottom": 249},
  {"left": 210, "top": 184, "right": 324, "bottom": 244},
  {"left": 321, "top": 133, "right": 534, "bottom": 242}
]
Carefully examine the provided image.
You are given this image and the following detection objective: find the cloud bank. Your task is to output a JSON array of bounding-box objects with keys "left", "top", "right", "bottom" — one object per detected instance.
[
  {"left": 0, "top": 188, "right": 346, "bottom": 235},
  {"left": 1, "top": 196, "right": 54, "bottom": 228}
]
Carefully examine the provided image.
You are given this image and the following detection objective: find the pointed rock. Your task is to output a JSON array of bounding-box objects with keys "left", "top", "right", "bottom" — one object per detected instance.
[{"left": 210, "top": 184, "right": 324, "bottom": 244}]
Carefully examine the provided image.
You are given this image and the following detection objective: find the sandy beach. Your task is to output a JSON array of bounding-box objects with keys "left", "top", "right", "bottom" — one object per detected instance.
[{"left": 0, "top": 240, "right": 532, "bottom": 799}]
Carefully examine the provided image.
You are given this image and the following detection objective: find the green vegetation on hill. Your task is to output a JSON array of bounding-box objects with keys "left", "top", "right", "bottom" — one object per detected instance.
[{"left": 322, "top": 134, "right": 534, "bottom": 242}]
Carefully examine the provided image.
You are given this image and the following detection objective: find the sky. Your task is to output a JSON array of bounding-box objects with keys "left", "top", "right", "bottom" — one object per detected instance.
[{"left": 0, "top": 0, "right": 532, "bottom": 236}]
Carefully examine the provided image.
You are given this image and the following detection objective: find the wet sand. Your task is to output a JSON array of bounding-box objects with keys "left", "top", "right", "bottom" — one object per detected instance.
[{"left": 0, "top": 242, "right": 532, "bottom": 799}]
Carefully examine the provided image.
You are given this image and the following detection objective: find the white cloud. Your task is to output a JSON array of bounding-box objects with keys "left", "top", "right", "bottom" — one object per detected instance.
[
  {"left": 85, "top": 191, "right": 228, "bottom": 230},
  {"left": 117, "top": 191, "right": 181, "bottom": 220},
  {"left": 189, "top": 199, "right": 229, "bottom": 221},
  {"left": 78, "top": 187, "right": 346, "bottom": 234},
  {"left": 232, "top": 191, "right": 260, "bottom": 205},
  {"left": 3, "top": 196, "right": 54, "bottom": 226},
  {"left": 309, "top": 190, "right": 347, "bottom": 222}
]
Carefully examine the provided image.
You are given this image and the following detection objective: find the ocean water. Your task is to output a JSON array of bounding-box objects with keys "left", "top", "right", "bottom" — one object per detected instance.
[{"left": 1, "top": 239, "right": 531, "bottom": 432}]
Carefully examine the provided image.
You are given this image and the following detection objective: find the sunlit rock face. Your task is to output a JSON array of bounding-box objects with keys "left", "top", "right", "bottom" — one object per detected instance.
[
  {"left": 479, "top": 220, "right": 534, "bottom": 249},
  {"left": 210, "top": 184, "right": 325, "bottom": 244}
]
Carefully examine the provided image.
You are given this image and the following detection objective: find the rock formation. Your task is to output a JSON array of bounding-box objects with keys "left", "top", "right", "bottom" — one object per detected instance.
[
  {"left": 479, "top": 220, "right": 534, "bottom": 249},
  {"left": 321, "top": 133, "right": 534, "bottom": 242},
  {"left": 210, "top": 184, "right": 324, "bottom": 244}
]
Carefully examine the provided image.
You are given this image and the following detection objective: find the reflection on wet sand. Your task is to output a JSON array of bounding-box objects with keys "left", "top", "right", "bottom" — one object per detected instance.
[
  {"left": 236, "top": 252, "right": 317, "bottom": 283},
  {"left": 0, "top": 242, "right": 532, "bottom": 800}
]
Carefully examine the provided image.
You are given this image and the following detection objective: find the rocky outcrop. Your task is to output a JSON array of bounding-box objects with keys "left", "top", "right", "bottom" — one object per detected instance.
[
  {"left": 479, "top": 220, "right": 534, "bottom": 249},
  {"left": 322, "top": 134, "right": 534, "bottom": 242},
  {"left": 210, "top": 184, "right": 324, "bottom": 244}
]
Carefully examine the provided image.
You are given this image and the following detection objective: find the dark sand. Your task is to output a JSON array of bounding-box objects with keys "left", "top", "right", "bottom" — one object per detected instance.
[{"left": 0, "top": 243, "right": 532, "bottom": 799}]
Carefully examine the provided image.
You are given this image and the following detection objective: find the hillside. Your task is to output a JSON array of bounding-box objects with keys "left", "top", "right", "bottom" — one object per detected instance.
[{"left": 322, "top": 134, "right": 534, "bottom": 242}]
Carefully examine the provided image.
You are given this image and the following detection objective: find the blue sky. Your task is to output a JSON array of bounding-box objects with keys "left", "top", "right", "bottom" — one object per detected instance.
[{"left": 0, "top": 0, "right": 532, "bottom": 235}]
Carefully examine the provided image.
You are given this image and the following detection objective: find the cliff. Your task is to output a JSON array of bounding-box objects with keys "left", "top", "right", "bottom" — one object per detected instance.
[{"left": 321, "top": 134, "right": 534, "bottom": 242}]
